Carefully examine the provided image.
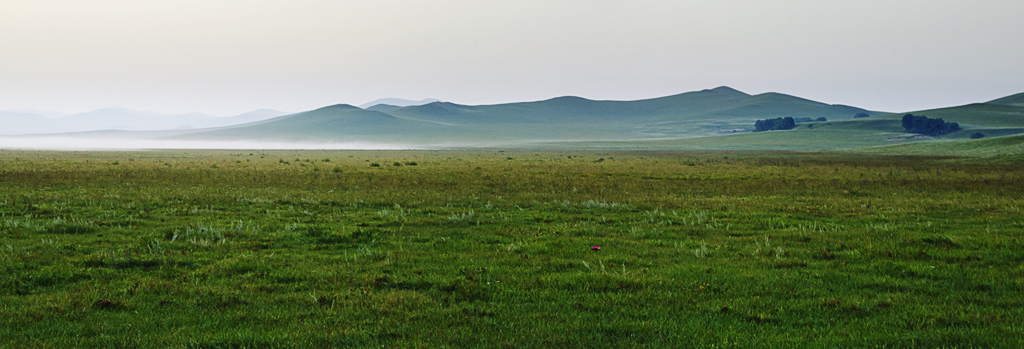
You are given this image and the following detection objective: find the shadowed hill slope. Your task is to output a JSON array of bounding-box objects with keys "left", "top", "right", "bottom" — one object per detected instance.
[{"left": 175, "top": 104, "right": 457, "bottom": 143}]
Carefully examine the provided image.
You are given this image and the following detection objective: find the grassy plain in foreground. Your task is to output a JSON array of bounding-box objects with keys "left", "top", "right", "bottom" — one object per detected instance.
[{"left": 1, "top": 149, "right": 1022, "bottom": 347}]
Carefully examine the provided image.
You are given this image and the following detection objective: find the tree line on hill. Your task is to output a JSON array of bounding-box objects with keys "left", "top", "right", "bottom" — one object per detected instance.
[
  {"left": 754, "top": 116, "right": 832, "bottom": 132},
  {"left": 794, "top": 117, "right": 828, "bottom": 123},
  {"left": 753, "top": 113, "right": 963, "bottom": 136},
  {"left": 901, "top": 114, "right": 960, "bottom": 136},
  {"left": 753, "top": 117, "right": 796, "bottom": 132}
]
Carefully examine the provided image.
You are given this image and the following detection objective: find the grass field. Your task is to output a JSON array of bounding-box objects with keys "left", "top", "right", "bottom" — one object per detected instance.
[{"left": 1, "top": 149, "right": 1022, "bottom": 347}]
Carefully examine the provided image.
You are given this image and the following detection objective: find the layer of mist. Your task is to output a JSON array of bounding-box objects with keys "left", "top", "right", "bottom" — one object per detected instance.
[
  {"left": 0, "top": 137, "right": 422, "bottom": 151},
  {"left": 0, "top": 109, "right": 290, "bottom": 135}
]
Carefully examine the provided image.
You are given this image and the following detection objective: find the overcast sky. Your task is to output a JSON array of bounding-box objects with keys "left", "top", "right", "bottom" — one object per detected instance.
[{"left": 2, "top": 0, "right": 1023, "bottom": 115}]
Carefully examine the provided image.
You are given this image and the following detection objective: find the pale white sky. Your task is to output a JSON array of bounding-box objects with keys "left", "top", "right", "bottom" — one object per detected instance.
[{"left": 2, "top": 0, "right": 1022, "bottom": 115}]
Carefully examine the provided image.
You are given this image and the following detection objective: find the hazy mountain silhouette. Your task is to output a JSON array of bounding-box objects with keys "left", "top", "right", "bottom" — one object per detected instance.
[
  {"left": 1, "top": 109, "right": 70, "bottom": 119},
  {"left": 358, "top": 98, "right": 441, "bottom": 109},
  {"left": 0, "top": 111, "right": 53, "bottom": 135}
]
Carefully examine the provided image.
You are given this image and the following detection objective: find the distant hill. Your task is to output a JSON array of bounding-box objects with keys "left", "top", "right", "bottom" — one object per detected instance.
[
  {"left": 198, "top": 109, "right": 291, "bottom": 128},
  {"left": 172, "top": 86, "right": 882, "bottom": 145},
  {"left": 0, "top": 111, "right": 53, "bottom": 135},
  {"left": 14, "top": 87, "right": 1024, "bottom": 153},
  {"left": 358, "top": 98, "right": 440, "bottom": 109},
  {"left": 0, "top": 109, "right": 70, "bottom": 119}
]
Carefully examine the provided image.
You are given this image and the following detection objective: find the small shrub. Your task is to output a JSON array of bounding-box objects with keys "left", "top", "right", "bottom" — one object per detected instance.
[
  {"left": 369, "top": 163, "right": 381, "bottom": 167},
  {"left": 971, "top": 132, "right": 985, "bottom": 139},
  {"left": 449, "top": 211, "right": 476, "bottom": 223}
]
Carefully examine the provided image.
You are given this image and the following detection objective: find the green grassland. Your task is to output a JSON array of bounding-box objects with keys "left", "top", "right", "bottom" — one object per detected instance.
[
  {"left": 861, "top": 134, "right": 1024, "bottom": 163},
  {"left": 2, "top": 149, "right": 1023, "bottom": 347}
]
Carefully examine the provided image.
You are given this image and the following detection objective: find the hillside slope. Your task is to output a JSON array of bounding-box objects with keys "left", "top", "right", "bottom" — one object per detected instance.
[
  {"left": 608, "top": 94, "right": 1024, "bottom": 151},
  {"left": 175, "top": 104, "right": 460, "bottom": 143},
  {"left": 987, "top": 92, "right": 1024, "bottom": 107}
]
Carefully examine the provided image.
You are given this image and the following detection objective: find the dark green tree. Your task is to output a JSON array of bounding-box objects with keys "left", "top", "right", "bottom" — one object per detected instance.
[
  {"left": 901, "top": 114, "right": 960, "bottom": 136},
  {"left": 753, "top": 117, "right": 797, "bottom": 132}
]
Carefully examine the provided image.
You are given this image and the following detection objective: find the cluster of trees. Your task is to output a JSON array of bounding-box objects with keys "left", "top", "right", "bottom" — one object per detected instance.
[
  {"left": 854, "top": 112, "right": 870, "bottom": 118},
  {"left": 794, "top": 117, "right": 827, "bottom": 123},
  {"left": 754, "top": 117, "right": 796, "bottom": 132},
  {"left": 901, "top": 114, "right": 960, "bottom": 136}
]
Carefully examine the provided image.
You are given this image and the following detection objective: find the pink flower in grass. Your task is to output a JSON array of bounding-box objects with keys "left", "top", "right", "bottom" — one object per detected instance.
[{"left": 591, "top": 246, "right": 601, "bottom": 251}]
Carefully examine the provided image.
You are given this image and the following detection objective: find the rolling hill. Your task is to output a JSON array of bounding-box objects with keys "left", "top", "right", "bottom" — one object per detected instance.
[
  {"left": 178, "top": 86, "right": 882, "bottom": 146},
  {"left": 0, "top": 111, "right": 52, "bottom": 135}
]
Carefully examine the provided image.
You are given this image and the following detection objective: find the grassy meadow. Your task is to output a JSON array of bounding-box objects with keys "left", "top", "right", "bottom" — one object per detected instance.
[{"left": 1, "top": 149, "right": 1022, "bottom": 347}]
